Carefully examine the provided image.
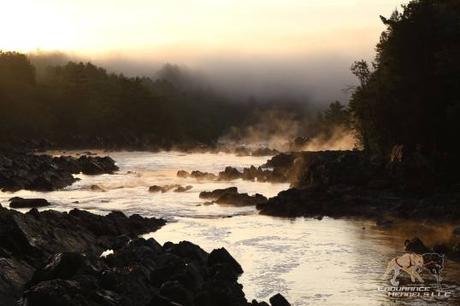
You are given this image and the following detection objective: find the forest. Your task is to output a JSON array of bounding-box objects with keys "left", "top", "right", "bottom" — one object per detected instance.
[{"left": 0, "top": 52, "right": 325, "bottom": 150}]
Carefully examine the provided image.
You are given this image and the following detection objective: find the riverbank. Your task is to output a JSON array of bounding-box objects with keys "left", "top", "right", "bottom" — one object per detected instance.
[
  {"left": 1, "top": 150, "right": 460, "bottom": 304},
  {"left": 0, "top": 206, "right": 289, "bottom": 306},
  {"left": 0, "top": 151, "right": 118, "bottom": 192}
]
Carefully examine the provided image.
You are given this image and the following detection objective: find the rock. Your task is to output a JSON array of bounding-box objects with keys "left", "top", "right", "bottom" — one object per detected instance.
[
  {"left": 251, "top": 148, "right": 279, "bottom": 157},
  {"left": 149, "top": 185, "right": 163, "bottom": 193},
  {"left": 269, "top": 293, "right": 291, "bottom": 306},
  {"left": 9, "top": 197, "right": 51, "bottom": 208},
  {"left": 176, "top": 170, "right": 189, "bottom": 178},
  {"left": 208, "top": 248, "right": 243, "bottom": 276},
  {"left": 216, "top": 192, "right": 267, "bottom": 207},
  {"left": 159, "top": 281, "right": 193, "bottom": 306},
  {"left": 77, "top": 156, "right": 119, "bottom": 175},
  {"left": 0, "top": 207, "right": 166, "bottom": 305},
  {"left": 218, "top": 167, "right": 242, "bottom": 181},
  {"left": 200, "top": 187, "right": 267, "bottom": 206},
  {"left": 0, "top": 152, "right": 118, "bottom": 192},
  {"left": 190, "top": 171, "right": 217, "bottom": 180},
  {"left": 163, "top": 241, "right": 208, "bottom": 264},
  {"left": 22, "top": 279, "right": 111, "bottom": 306},
  {"left": 199, "top": 187, "right": 238, "bottom": 200},
  {"left": 173, "top": 185, "right": 193, "bottom": 193},
  {"left": 26, "top": 252, "right": 89, "bottom": 286},
  {"left": 149, "top": 185, "right": 192, "bottom": 193}
]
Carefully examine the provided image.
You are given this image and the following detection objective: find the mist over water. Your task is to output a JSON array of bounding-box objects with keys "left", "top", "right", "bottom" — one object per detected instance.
[{"left": 1, "top": 151, "right": 458, "bottom": 305}]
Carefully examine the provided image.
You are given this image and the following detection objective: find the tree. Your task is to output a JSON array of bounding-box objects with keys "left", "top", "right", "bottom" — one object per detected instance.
[{"left": 349, "top": 0, "right": 460, "bottom": 157}]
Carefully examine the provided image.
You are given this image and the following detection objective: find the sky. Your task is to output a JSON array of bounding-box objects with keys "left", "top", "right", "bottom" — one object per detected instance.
[{"left": 0, "top": 0, "right": 408, "bottom": 103}]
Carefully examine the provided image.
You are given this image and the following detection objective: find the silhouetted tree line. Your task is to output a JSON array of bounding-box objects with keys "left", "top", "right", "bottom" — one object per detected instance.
[
  {"left": 349, "top": 0, "right": 460, "bottom": 158},
  {"left": 0, "top": 51, "right": 311, "bottom": 149}
]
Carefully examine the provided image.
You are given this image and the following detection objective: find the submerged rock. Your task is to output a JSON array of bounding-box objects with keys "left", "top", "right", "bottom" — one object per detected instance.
[
  {"left": 190, "top": 171, "right": 217, "bottom": 180},
  {"left": 174, "top": 185, "right": 193, "bottom": 193},
  {"left": 200, "top": 187, "right": 267, "bottom": 206},
  {"left": 149, "top": 184, "right": 193, "bottom": 193},
  {"left": 199, "top": 187, "right": 238, "bottom": 200}
]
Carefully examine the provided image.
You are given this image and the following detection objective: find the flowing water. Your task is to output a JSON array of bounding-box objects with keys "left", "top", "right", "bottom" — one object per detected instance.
[{"left": 1, "top": 151, "right": 459, "bottom": 305}]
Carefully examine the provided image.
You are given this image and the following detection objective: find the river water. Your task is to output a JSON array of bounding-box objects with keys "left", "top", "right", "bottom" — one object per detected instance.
[{"left": 1, "top": 151, "right": 459, "bottom": 305}]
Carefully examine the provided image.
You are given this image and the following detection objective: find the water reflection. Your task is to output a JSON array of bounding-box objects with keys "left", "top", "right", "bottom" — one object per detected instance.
[{"left": 0, "top": 151, "right": 458, "bottom": 305}]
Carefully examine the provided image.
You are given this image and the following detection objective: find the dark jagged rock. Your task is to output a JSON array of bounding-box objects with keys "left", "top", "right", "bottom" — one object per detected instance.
[
  {"left": 149, "top": 185, "right": 193, "bottom": 193},
  {"left": 208, "top": 248, "right": 243, "bottom": 277},
  {"left": 174, "top": 185, "right": 193, "bottom": 193},
  {"left": 0, "top": 207, "right": 288, "bottom": 306},
  {"left": 9, "top": 197, "right": 51, "bottom": 209},
  {"left": 218, "top": 167, "right": 242, "bottom": 181},
  {"left": 258, "top": 150, "right": 460, "bottom": 222},
  {"left": 216, "top": 192, "right": 267, "bottom": 207},
  {"left": 200, "top": 187, "right": 267, "bottom": 207},
  {"left": 190, "top": 171, "right": 217, "bottom": 180},
  {"left": 177, "top": 170, "right": 190, "bottom": 178},
  {"left": 251, "top": 148, "right": 279, "bottom": 157},
  {"left": 269, "top": 293, "right": 291, "bottom": 306},
  {"left": 0, "top": 206, "right": 165, "bottom": 305},
  {"left": 199, "top": 187, "right": 238, "bottom": 200},
  {"left": 0, "top": 152, "right": 118, "bottom": 192},
  {"left": 149, "top": 185, "right": 163, "bottom": 193},
  {"left": 176, "top": 170, "right": 217, "bottom": 180},
  {"left": 76, "top": 156, "right": 118, "bottom": 175}
]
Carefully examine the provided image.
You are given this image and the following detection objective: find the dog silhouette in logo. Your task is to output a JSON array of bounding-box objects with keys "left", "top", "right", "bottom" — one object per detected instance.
[{"left": 382, "top": 252, "right": 445, "bottom": 286}]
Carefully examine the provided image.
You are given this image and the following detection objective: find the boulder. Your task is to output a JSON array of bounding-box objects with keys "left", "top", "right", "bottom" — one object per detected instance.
[
  {"left": 9, "top": 197, "right": 51, "bottom": 209},
  {"left": 218, "top": 167, "right": 242, "bottom": 181},
  {"left": 208, "top": 248, "right": 243, "bottom": 275},
  {"left": 149, "top": 185, "right": 163, "bottom": 193},
  {"left": 0, "top": 152, "right": 118, "bottom": 192},
  {"left": 190, "top": 171, "right": 217, "bottom": 180},
  {"left": 176, "top": 170, "right": 189, "bottom": 178},
  {"left": 149, "top": 185, "right": 192, "bottom": 193},
  {"left": 269, "top": 293, "right": 291, "bottom": 306},
  {"left": 199, "top": 187, "right": 238, "bottom": 200},
  {"left": 173, "top": 185, "right": 193, "bottom": 193},
  {"left": 216, "top": 192, "right": 267, "bottom": 207}
]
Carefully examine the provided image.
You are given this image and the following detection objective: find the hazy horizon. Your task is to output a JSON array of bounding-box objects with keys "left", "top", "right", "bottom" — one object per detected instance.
[{"left": 2, "top": 0, "right": 409, "bottom": 104}]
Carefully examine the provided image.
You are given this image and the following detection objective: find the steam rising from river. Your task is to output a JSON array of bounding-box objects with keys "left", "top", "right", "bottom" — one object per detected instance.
[
  {"left": 1, "top": 151, "right": 459, "bottom": 305},
  {"left": 302, "top": 126, "right": 358, "bottom": 151}
]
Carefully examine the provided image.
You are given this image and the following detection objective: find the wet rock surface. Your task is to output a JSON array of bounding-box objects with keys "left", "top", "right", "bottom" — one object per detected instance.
[
  {"left": 0, "top": 206, "right": 288, "bottom": 306},
  {"left": 258, "top": 150, "right": 460, "bottom": 223},
  {"left": 200, "top": 187, "right": 267, "bottom": 207},
  {"left": 149, "top": 185, "right": 193, "bottom": 193},
  {"left": 0, "top": 152, "right": 119, "bottom": 192},
  {"left": 0, "top": 205, "right": 165, "bottom": 305},
  {"left": 8, "top": 197, "right": 51, "bottom": 209}
]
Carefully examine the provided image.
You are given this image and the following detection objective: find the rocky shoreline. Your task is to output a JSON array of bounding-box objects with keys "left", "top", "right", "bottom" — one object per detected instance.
[
  {"left": 255, "top": 150, "right": 460, "bottom": 222},
  {"left": 0, "top": 151, "right": 118, "bottom": 192},
  {"left": 0, "top": 206, "right": 289, "bottom": 306}
]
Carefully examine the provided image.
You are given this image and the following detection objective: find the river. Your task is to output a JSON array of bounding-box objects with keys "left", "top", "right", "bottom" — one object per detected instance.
[{"left": 1, "top": 151, "right": 459, "bottom": 305}]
